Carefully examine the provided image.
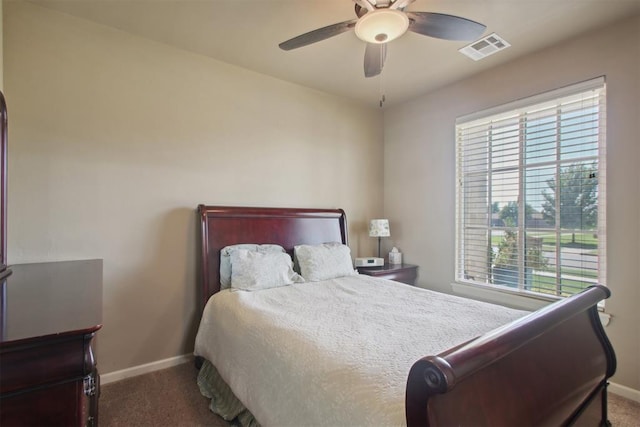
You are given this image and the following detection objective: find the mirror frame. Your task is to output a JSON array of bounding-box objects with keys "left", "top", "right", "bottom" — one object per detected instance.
[{"left": 0, "top": 91, "right": 7, "bottom": 271}]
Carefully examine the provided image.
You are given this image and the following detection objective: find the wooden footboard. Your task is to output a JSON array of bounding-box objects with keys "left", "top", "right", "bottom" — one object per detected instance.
[{"left": 406, "top": 285, "right": 616, "bottom": 426}]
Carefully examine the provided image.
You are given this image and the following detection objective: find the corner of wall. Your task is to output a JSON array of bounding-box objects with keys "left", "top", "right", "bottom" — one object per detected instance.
[{"left": 1, "top": 0, "right": 4, "bottom": 90}]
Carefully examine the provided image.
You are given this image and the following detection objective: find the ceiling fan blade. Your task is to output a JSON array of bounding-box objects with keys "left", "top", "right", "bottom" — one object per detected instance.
[
  {"left": 406, "top": 12, "right": 486, "bottom": 41},
  {"left": 364, "top": 43, "right": 387, "bottom": 78},
  {"left": 279, "top": 20, "right": 357, "bottom": 51}
]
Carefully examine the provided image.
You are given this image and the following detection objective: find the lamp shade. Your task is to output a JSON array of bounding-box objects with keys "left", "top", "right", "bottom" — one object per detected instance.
[
  {"left": 369, "top": 219, "right": 390, "bottom": 237},
  {"left": 355, "top": 9, "right": 409, "bottom": 44}
]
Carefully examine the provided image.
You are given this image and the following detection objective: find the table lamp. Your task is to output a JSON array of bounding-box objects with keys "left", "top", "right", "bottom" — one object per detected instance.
[{"left": 369, "top": 219, "right": 390, "bottom": 258}]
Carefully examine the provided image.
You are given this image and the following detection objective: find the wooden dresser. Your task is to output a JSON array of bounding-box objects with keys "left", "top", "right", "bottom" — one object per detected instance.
[{"left": 0, "top": 260, "right": 103, "bottom": 426}]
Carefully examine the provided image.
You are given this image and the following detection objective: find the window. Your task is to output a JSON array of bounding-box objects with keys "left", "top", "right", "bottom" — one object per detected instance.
[{"left": 455, "top": 78, "right": 606, "bottom": 299}]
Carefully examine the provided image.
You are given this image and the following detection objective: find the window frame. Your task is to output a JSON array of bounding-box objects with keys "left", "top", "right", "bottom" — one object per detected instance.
[{"left": 455, "top": 77, "right": 606, "bottom": 302}]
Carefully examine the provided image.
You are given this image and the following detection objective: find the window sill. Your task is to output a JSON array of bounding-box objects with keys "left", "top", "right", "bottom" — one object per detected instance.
[
  {"left": 451, "top": 281, "right": 612, "bottom": 326},
  {"left": 451, "top": 281, "right": 551, "bottom": 311}
]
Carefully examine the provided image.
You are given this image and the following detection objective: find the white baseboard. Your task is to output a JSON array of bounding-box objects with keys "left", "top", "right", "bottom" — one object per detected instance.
[
  {"left": 609, "top": 382, "right": 640, "bottom": 403},
  {"left": 101, "top": 353, "right": 194, "bottom": 385}
]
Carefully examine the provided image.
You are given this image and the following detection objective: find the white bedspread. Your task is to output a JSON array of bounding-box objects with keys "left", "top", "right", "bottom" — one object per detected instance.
[{"left": 194, "top": 275, "right": 528, "bottom": 427}]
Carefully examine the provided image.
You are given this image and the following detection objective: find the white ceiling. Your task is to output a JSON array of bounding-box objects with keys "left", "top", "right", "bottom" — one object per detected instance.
[{"left": 30, "top": 0, "right": 640, "bottom": 107}]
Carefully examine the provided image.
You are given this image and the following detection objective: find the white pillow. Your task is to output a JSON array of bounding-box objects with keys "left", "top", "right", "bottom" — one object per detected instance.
[
  {"left": 294, "top": 243, "right": 357, "bottom": 282},
  {"left": 230, "top": 249, "right": 304, "bottom": 291},
  {"left": 220, "top": 244, "right": 286, "bottom": 289}
]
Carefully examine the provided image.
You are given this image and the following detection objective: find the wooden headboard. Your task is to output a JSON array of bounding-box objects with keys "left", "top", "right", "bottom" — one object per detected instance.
[{"left": 197, "top": 205, "right": 348, "bottom": 309}]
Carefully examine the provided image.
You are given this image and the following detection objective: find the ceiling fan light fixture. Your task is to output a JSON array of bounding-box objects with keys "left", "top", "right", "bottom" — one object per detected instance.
[{"left": 355, "top": 9, "right": 409, "bottom": 44}]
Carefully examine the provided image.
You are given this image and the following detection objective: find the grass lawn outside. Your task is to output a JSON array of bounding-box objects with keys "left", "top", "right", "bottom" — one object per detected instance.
[
  {"left": 539, "top": 232, "right": 598, "bottom": 249},
  {"left": 529, "top": 273, "right": 595, "bottom": 297},
  {"left": 490, "top": 231, "right": 598, "bottom": 249}
]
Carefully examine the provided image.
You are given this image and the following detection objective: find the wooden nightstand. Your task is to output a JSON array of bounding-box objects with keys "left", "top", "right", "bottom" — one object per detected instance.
[{"left": 357, "top": 263, "right": 418, "bottom": 285}]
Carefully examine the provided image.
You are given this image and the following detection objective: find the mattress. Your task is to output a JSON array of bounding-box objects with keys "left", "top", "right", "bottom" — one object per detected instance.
[{"left": 194, "top": 275, "right": 528, "bottom": 427}]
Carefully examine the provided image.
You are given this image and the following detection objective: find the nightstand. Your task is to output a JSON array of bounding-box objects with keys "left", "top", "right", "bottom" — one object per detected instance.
[{"left": 356, "top": 263, "right": 418, "bottom": 285}]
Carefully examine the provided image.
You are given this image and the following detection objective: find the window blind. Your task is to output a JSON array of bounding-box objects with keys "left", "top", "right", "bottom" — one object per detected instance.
[{"left": 455, "top": 77, "right": 606, "bottom": 299}]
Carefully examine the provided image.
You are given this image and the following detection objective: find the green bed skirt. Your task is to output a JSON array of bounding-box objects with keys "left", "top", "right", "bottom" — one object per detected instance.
[{"left": 197, "top": 359, "right": 260, "bottom": 427}]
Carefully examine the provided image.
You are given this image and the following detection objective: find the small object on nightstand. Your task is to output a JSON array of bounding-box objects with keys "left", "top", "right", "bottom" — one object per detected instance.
[
  {"left": 355, "top": 257, "right": 384, "bottom": 267},
  {"left": 389, "top": 247, "right": 402, "bottom": 265},
  {"left": 357, "top": 263, "right": 418, "bottom": 286}
]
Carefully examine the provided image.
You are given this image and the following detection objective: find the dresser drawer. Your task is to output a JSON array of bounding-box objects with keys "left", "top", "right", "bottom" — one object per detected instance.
[
  {"left": 0, "top": 334, "right": 92, "bottom": 395},
  {"left": 0, "top": 378, "right": 89, "bottom": 426}
]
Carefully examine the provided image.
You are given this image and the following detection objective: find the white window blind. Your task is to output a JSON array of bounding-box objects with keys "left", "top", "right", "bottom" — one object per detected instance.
[{"left": 455, "top": 78, "right": 606, "bottom": 299}]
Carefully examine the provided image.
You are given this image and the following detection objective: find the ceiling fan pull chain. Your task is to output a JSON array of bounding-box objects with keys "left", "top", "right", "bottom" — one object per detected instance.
[
  {"left": 379, "top": 69, "right": 386, "bottom": 108},
  {"left": 379, "top": 94, "right": 386, "bottom": 108}
]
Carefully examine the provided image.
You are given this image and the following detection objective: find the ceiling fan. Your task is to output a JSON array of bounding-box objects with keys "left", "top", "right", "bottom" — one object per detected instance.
[{"left": 279, "top": 0, "right": 486, "bottom": 78}]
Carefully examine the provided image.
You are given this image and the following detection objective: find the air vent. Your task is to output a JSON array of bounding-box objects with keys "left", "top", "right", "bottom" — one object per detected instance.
[{"left": 459, "top": 33, "right": 510, "bottom": 61}]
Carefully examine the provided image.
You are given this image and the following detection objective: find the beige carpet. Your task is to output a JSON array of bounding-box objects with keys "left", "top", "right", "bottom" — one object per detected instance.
[
  {"left": 100, "top": 362, "right": 640, "bottom": 426},
  {"left": 100, "top": 362, "right": 225, "bottom": 427}
]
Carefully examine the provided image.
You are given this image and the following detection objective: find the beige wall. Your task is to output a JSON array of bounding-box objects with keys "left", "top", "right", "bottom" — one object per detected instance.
[
  {"left": 1, "top": 0, "right": 4, "bottom": 89},
  {"left": 4, "top": 2, "right": 384, "bottom": 374},
  {"left": 384, "top": 15, "right": 640, "bottom": 392}
]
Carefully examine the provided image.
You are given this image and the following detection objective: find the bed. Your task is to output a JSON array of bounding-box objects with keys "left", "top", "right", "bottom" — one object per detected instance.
[{"left": 194, "top": 205, "right": 616, "bottom": 426}]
